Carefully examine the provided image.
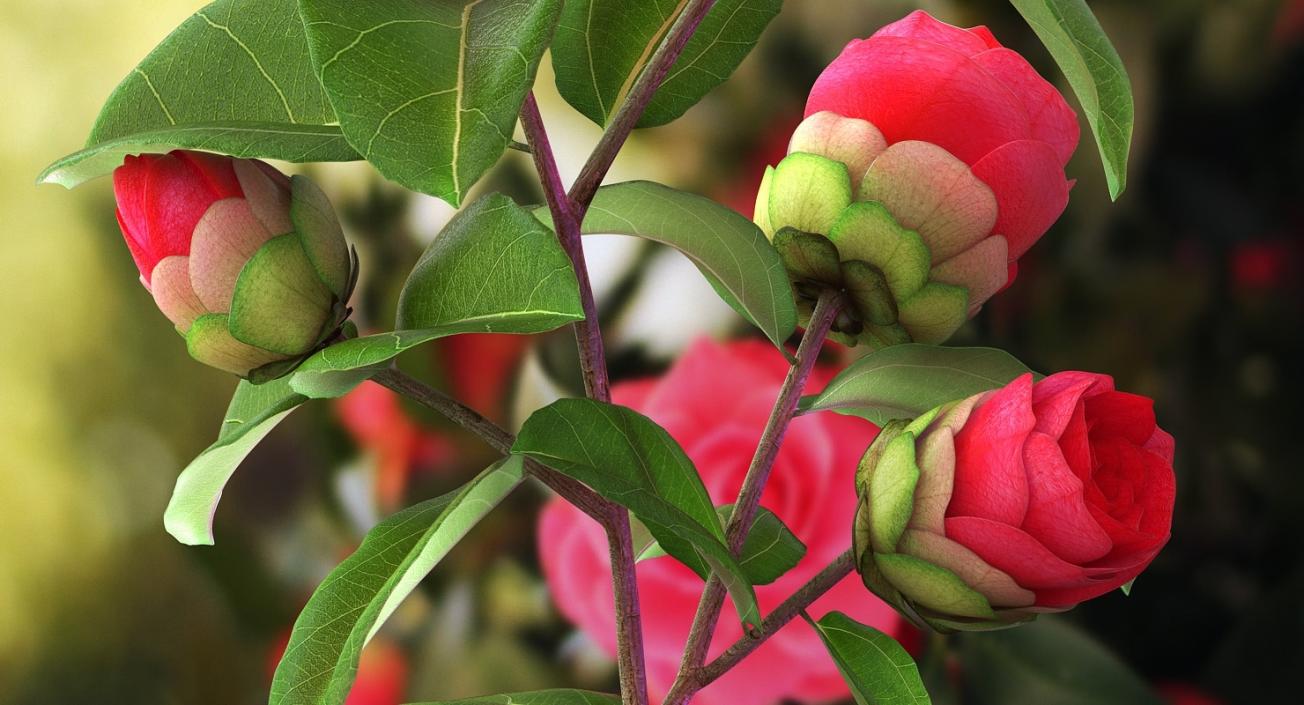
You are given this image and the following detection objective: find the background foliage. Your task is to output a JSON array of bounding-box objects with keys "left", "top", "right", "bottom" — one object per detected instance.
[{"left": 1, "top": 0, "right": 1301, "bottom": 703}]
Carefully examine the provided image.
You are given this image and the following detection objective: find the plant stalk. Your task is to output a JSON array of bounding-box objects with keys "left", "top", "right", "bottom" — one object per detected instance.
[{"left": 664, "top": 290, "right": 842, "bottom": 705}]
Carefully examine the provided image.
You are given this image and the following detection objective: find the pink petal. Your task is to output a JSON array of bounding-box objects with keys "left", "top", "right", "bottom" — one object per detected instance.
[
  {"left": 945, "top": 515, "right": 1087, "bottom": 590},
  {"left": 150, "top": 256, "right": 207, "bottom": 330},
  {"left": 970, "top": 140, "right": 1072, "bottom": 260},
  {"left": 899, "top": 529, "right": 1036, "bottom": 607},
  {"left": 172, "top": 150, "right": 241, "bottom": 199},
  {"left": 971, "top": 49, "right": 1080, "bottom": 165},
  {"left": 948, "top": 373, "right": 1035, "bottom": 525},
  {"left": 870, "top": 10, "right": 991, "bottom": 56},
  {"left": 233, "top": 159, "right": 293, "bottom": 235},
  {"left": 1145, "top": 427, "right": 1176, "bottom": 465},
  {"left": 115, "top": 207, "right": 154, "bottom": 281},
  {"left": 968, "top": 25, "right": 1002, "bottom": 50},
  {"left": 930, "top": 235, "right": 1008, "bottom": 308},
  {"left": 114, "top": 155, "right": 162, "bottom": 278},
  {"left": 1031, "top": 371, "right": 1111, "bottom": 438},
  {"left": 909, "top": 425, "right": 956, "bottom": 534},
  {"left": 806, "top": 36, "right": 1031, "bottom": 166},
  {"left": 188, "top": 198, "right": 276, "bottom": 312},
  {"left": 1085, "top": 391, "right": 1157, "bottom": 446},
  {"left": 1021, "top": 432, "right": 1113, "bottom": 564},
  {"left": 861, "top": 141, "right": 998, "bottom": 262}
]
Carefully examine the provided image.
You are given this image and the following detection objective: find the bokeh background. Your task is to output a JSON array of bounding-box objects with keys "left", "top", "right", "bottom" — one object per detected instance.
[{"left": 2, "top": 0, "right": 1302, "bottom": 703}]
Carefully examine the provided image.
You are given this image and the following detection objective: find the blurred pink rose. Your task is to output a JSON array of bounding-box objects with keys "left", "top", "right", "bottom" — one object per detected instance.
[{"left": 538, "top": 339, "right": 907, "bottom": 705}]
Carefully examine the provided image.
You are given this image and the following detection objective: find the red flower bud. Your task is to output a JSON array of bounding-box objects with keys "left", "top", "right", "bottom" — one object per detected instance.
[{"left": 113, "top": 150, "right": 355, "bottom": 378}]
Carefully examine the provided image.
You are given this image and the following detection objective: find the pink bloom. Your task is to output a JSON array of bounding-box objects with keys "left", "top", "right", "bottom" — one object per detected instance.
[
  {"left": 538, "top": 339, "right": 906, "bottom": 705},
  {"left": 805, "top": 10, "right": 1079, "bottom": 263}
]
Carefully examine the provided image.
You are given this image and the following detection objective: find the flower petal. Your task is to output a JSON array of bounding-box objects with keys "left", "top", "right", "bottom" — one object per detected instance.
[
  {"left": 899, "top": 529, "right": 1036, "bottom": 607},
  {"left": 948, "top": 373, "right": 1035, "bottom": 525},
  {"left": 945, "top": 515, "right": 1086, "bottom": 590},
  {"left": 1021, "top": 432, "right": 1113, "bottom": 564},
  {"left": 233, "top": 159, "right": 293, "bottom": 236},
  {"left": 150, "top": 256, "right": 207, "bottom": 331},
  {"left": 931, "top": 235, "right": 1009, "bottom": 308},
  {"left": 909, "top": 425, "right": 955, "bottom": 534},
  {"left": 189, "top": 198, "right": 276, "bottom": 312},
  {"left": 1031, "top": 371, "right": 1112, "bottom": 438},
  {"left": 144, "top": 153, "right": 220, "bottom": 261},
  {"left": 970, "top": 140, "right": 1072, "bottom": 260},
  {"left": 788, "top": 111, "right": 887, "bottom": 185},
  {"left": 971, "top": 48, "right": 1080, "bottom": 165},
  {"left": 172, "top": 150, "right": 241, "bottom": 199},
  {"left": 861, "top": 141, "right": 998, "bottom": 262},
  {"left": 871, "top": 10, "right": 991, "bottom": 57},
  {"left": 1085, "top": 390, "right": 1158, "bottom": 446}
]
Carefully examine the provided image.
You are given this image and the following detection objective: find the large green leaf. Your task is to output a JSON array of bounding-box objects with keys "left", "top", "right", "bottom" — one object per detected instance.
[
  {"left": 634, "top": 505, "right": 805, "bottom": 585},
  {"left": 800, "top": 345, "right": 1033, "bottom": 424},
  {"left": 811, "top": 611, "right": 931, "bottom": 705},
  {"left": 271, "top": 459, "right": 525, "bottom": 705},
  {"left": 960, "top": 618, "right": 1161, "bottom": 705},
  {"left": 552, "top": 0, "right": 782, "bottom": 127},
  {"left": 513, "top": 399, "right": 761, "bottom": 629},
  {"left": 540, "top": 181, "right": 796, "bottom": 349},
  {"left": 40, "top": 0, "right": 356, "bottom": 188},
  {"left": 398, "top": 192, "right": 583, "bottom": 330},
  {"left": 1008, "top": 0, "right": 1134, "bottom": 200},
  {"left": 408, "top": 691, "right": 619, "bottom": 705},
  {"left": 164, "top": 377, "right": 307, "bottom": 545},
  {"left": 299, "top": 0, "right": 562, "bottom": 205}
]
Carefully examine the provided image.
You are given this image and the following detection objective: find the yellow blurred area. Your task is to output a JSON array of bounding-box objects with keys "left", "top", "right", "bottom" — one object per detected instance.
[{"left": 0, "top": 1, "right": 229, "bottom": 693}]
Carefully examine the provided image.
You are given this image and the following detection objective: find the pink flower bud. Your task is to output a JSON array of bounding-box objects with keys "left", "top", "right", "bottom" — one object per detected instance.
[{"left": 113, "top": 150, "right": 355, "bottom": 378}]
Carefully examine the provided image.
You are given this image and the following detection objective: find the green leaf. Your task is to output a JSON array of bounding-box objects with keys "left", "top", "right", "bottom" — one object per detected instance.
[
  {"left": 40, "top": 0, "right": 355, "bottom": 188},
  {"left": 801, "top": 345, "right": 1034, "bottom": 424},
  {"left": 960, "top": 617, "right": 1161, "bottom": 705},
  {"left": 270, "top": 458, "right": 525, "bottom": 705},
  {"left": 635, "top": 505, "right": 805, "bottom": 585},
  {"left": 406, "top": 691, "right": 619, "bottom": 705},
  {"left": 513, "top": 399, "right": 761, "bottom": 629},
  {"left": 298, "top": 0, "right": 562, "bottom": 205},
  {"left": 1007, "top": 0, "right": 1134, "bottom": 200},
  {"left": 552, "top": 0, "right": 782, "bottom": 128},
  {"left": 398, "top": 191, "right": 583, "bottom": 327},
  {"left": 811, "top": 611, "right": 932, "bottom": 705},
  {"left": 541, "top": 181, "right": 796, "bottom": 349},
  {"left": 164, "top": 377, "right": 306, "bottom": 545},
  {"left": 39, "top": 124, "right": 355, "bottom": 189}
]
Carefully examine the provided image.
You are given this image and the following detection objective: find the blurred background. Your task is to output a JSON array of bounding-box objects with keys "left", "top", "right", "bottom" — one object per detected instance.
[{"left": 2, "top": 0, "right": 1302, "bottom": 703}]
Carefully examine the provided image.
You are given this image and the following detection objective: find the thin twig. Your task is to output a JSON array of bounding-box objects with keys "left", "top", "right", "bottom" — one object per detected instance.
[
  {"left": 567, "top": 0, "right": 720, "bottom": 211},
  {"left": 664, "top": 291, "right": 843, "bottom": 705}
]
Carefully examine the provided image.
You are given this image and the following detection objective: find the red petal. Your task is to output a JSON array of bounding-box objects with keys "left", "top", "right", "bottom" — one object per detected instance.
[
  {"left": 806, "top": 36, "right": 1031, "bottom": 166},
  {"left": 871, "top": 10, "right": 991, "bottom": 56},
  {"left": 1085, "top": 390, "right": 1157, "bottom": 446},
  {"left": 1020, "top": 432, "right": 1113, "bottom": 564},
  {"left": 948, "top": 373, "right": 1036, "bottom": 525},
  {"left": 972, "top": 48, "right": 1080, "bottom": 164},
  {"left": 944, "top": 515, "right": 1086, "bottom": 590},
  {"left": 1145, "top": 427, "right": 1176, "bottom": 465},
  {"left": 114, "top": 155, "right": 161, "bottom": 277},
  {"left": 143, "top": 153, "right": 221, "bottom": 261},
  {"left": 968, "top": 25, "right": 1002, "bottom": 50},
  {"left": 1032, "top": 371, "right": 1112, "bottom": 438},
  {"left": 970, "top": 140, "right": 1072, "bottom": 260},
  {"left": 172, "top": 150, "right": 241, "bottom": 199}
]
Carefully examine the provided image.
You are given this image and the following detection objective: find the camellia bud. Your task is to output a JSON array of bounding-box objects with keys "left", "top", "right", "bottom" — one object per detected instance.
[
  {"left": 755, "top": 11, "right": 1078, "bottom": 349},
  {"left": 853, "top": 372, "right": 1176, "bottom": 631},
  {"left": 113, "top": 150, "right": 356, "bottom": 379}
]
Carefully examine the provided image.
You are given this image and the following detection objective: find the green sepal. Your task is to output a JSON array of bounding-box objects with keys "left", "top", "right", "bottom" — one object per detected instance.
[
  {"left": 828, "top": 202, "right": 930, "bottom": 301},
  {"left": 754, "top": 165, "right": 776, "bottom": 237},
  {"left": 841, "top": 259, "right": 897, "bottom": 326},
  {"left": 290, "top": 174, "right": 352, "bottom": 298},
  {"left": 867, "top": 431, "right": 921, "bottom": 553},
  {"left": 773, "top": 227, "right": 842, "bottom": 286},
  {"left": 229, "top": 233, "right": 334, "bottom": 356},
  {"left": 861, "top": 323, "right": 912, "bottom": 350},
  {"left": 767, "top": 153, "right": 851, "bottom": 236},
  {"left": 876, "top": 552, "right": 997, "bottom": 620},
  {"left": 856, "top": 419, "right": 908, "bottom": 496},
  {"left": 918, "top": 608, "right": 1036, "bottom": 633},
  {"left": 898, "top": 282, "right": 969, "bottom": 345},
  {"left": 186, "top": 313, "right": 282, "bottom": 376},
  {"left": 904, "top": 406, "right": 943, "bottom": 436}
]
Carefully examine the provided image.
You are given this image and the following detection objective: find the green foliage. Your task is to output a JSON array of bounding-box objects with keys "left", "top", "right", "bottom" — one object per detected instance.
[
  {"left": 800, "top": 345, "right": 1034, "bottom": 424},
  {"left": 552, "top": 0, "right": 782, "bottom": 127},
  {"left": 270, "top": 459, "right": 525, "bottom": 705},
  {"left": 1008, "top": 0, "right": 1135, "bottom": 199},
  {"left": 40, "top": 0, "right": 356, "bottom": 188},
  {"left": 513, "top": 399, "right": 761, "bottom": 629},
  {"left": 551, "top": 181, "right": 796, "bottom": 349},
  {"left": 298, "top": 0, "right": 562, "bottom": 205},
  {"left": 811, "top": 611, "right": 931, "bottom": 705},
  {"left": 163, "top": 377, "right": 306, "bottom": 545},
  {"left": 399, "top": 193, "right": 583, "bottom": 331},
  {"left": 960, "top": 618, "right": 1162, "bottom": 705},
  {"left": 407, "top": 691, "right": 619, "bottom": 705},
  {"left": 634, "top": 505, "right": 805, "bottom": 585}
]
